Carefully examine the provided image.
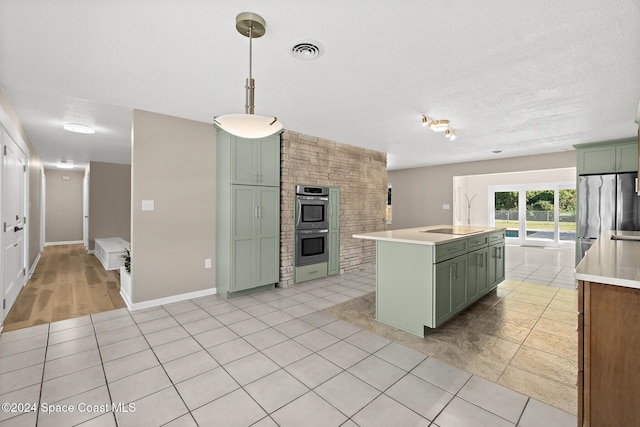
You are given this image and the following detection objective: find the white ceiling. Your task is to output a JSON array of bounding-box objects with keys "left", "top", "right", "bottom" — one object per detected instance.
[{"left": 1, "top": 1, "right": 639, "bottom": 171}]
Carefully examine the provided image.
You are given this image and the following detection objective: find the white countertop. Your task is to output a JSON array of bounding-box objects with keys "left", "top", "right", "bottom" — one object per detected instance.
[
  {"left": 352, "top": 225, "right": 504, "bottom": 246},
  {"left": 575, "top": 230, "right": 640, "bottom": 290}
]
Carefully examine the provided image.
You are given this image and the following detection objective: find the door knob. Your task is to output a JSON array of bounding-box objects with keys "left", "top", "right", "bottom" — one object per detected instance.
[{"left": 14, "top": 226, "right": 23, "bottom": 232}]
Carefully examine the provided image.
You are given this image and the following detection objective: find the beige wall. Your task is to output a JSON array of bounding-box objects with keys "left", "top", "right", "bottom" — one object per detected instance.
[
  {"left": 388, "top": 151, "right": 576, "bottom": 229},
  {"left": 88, "top": 161, "right": 131, "bottom": 250},
  {"left": 0, "top": 86, "right": 44, "bottom": 268},
  {"left": 280, "top": 131, "right": 388, "bottom": 286},
  {"left": 131, "top": 109, "right": 216, "bottom": 303},
  {"left": 45, "top": 169, "right": 84, "bottom": 242}
]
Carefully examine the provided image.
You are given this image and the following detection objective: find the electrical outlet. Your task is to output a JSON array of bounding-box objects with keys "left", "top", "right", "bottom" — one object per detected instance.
[
  {"left": 205, "top": 258, "right": 212, "bottom": 269},
  {"left": 442, "top": 204, "right": 450, "bottom": 210}
]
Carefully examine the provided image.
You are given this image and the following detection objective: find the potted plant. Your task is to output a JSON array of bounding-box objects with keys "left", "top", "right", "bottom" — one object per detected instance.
[{"left": 119, "top": 247, "right": 132, "bottom": 298}]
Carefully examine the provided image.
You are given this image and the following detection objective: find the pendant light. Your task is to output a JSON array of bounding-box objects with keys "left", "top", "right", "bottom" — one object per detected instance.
[{"left": 214, "top": 12, "right": 283, "bottom": 139}]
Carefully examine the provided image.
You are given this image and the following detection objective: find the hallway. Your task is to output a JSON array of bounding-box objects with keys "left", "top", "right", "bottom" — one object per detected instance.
[{"left": 2, "top": 244, "right": 125, "bottom": 332}]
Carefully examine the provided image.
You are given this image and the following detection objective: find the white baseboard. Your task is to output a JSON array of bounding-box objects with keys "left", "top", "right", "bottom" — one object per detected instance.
[
  {"left": 45, "top": 240, "right": 83, "bottom": 246},
  {"left": 28, "top": 252, "right": 42, "bottom": 278},
  {"left": 120, "top": 287, "right": 218, "bottom": 311}
]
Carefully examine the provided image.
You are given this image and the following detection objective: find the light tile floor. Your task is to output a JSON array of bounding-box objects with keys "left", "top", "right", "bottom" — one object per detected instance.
[
  {"left": 0, "top": 246, "right": 577, "bottom": 426},
  {"left": 505, "top": 245, "right": 576, "bottom": 289}
]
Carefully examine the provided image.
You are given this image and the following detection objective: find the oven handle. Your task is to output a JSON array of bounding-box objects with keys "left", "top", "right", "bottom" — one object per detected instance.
[
  {"left": 297, "top": 229, "right": 329, "bottom": 234},
  {"left": 296, "top": 196, "right": 329, "bottom": 201},
  {"left": 296, "top": 199, "right": 301, "bottom": 228}
]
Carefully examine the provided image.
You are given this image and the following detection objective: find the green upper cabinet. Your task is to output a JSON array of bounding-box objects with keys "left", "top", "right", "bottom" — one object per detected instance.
[
  {"left": 328, "top": 187, "right": 340, "bottom": 276},
  {"left": 576, "top": 140, "right": 638, "bottom": 175},
  {"left": 616, "top": 143, "right": 638, "bottom": 173},
  {"left": 224, "top": 133, "right": 280, "bottom": 187}
]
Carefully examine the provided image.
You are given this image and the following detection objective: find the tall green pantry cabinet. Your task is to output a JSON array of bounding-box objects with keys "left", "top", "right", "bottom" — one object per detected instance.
[{"left": 215, "top": 129, "right": 282, "bottom": 298}]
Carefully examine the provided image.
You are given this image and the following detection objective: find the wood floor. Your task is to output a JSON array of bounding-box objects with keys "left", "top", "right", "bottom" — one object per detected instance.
[{"left": 2, "top": 244, "right": 125, "bottom": 332}]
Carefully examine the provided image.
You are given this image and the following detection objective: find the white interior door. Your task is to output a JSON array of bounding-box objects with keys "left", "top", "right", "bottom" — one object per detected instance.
[{"left": 2, "top": 133, "right": 27, "bottom": 321}]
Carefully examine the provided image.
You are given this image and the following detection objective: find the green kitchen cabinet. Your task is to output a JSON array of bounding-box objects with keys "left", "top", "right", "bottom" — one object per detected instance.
[
  {"left": 488, "top": 241, "right": 505, "bottom": 287},
  {"left": 616, "top": 143, "right": 638, "bottom": 173},
  {"left": 575, "top": 139, "right": 638, "bottom": 175},
  {"left": 217, "top": 130, "right": 280, "bottom": 187},
  {"left": 328, "top": 187, "right": 340, "bottom": 276},
  {"left": 467, "top": 247, "right": 489, "bottom": 302},
  {"left": 216, "top": 128, "right": 282, "bottom": 298},
  {"left": 231, "top": 186, "right": 280, "bottom": 292},
  {"left": 435, "top": 254, "right": 468, "bottom": 326},
  {"left": 368, "top": 229, "right": 505, "bottom": 336}
]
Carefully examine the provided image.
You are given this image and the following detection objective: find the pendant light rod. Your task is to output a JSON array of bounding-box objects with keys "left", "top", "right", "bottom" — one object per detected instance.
[
  {"left": 245, "top": 25, "right": 254, "bottom": 114},
  {"left": 236, "top": 12, "right": 265, "bottom": 115}
]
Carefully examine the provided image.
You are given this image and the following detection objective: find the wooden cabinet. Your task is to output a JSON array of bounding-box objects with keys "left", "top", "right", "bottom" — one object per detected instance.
[
  {"left": 216, "top": 129, "right": 281, "bottom": 298},
  {"left": 328, "top": 187, "right": 340, "bottom": 276},
  {"left": 575, "top": 140, "right": 638, "bottom": 175},
  {"left": 578, "top": 280, "right": 640, "bottom": 426}
]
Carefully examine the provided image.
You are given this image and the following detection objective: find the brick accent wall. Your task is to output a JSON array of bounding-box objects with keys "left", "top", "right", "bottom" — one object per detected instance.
[{"left": 280, "top": 130, "right": 388, "bottom": 287}]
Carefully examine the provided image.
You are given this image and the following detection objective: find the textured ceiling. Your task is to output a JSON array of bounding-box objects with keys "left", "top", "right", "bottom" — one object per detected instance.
[{"left": 1, "top": 1, "right": 639, "bottom": 170}]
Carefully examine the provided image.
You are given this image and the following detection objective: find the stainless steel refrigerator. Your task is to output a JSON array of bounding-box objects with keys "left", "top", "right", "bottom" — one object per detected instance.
[{"left": 578, "top": 172, "right": 640, "bottom": 260}]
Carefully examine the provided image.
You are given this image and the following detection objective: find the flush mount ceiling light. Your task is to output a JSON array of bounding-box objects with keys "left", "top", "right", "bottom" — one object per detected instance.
[
  {"left": 421, "top": 115, "right": 457, "bottom": 140},
  {"left": 213, "top": 12, "right": 283, "bottom": 139},
  {"left": 57, "top": 160, "right": 74, "bottom": 169},
  {"left": 63, "top": 123, "right": 95, "bottom": 134}
]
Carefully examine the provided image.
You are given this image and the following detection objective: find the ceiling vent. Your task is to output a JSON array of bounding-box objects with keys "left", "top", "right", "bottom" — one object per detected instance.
[{"left": 289, "top": 40, "right": 323, "bottom": 60}]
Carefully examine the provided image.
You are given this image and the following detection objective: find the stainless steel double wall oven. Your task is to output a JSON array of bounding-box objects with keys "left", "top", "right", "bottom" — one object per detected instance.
[{"left": 295, "top": 185, "right": 329, "bottom": 266}]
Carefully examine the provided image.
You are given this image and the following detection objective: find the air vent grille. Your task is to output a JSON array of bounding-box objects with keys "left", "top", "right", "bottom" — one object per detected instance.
[{"left": 290, "top": 41, "right": 323, "bottom": 60}]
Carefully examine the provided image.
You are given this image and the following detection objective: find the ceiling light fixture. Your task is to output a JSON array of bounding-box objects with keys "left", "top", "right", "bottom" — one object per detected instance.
[
  {"left": 63, "top": 123, "right": 95, "bottom": 134},
  {"left": 57, "top": 160, "right": 74, "bottom": 169},
  {"left": 421, "top": 115, "right": 457, "bottom": 140},
  {"left": 213, "top": 12, "right": 283, "bottom": 139}
]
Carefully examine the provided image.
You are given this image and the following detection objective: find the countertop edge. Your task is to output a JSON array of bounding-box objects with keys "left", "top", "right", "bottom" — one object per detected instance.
[
  {"left": 352, "top": 225, "right": 505, "bottom": 246},
  {"left": 575, "top": 230, "right": 640, "bottom": 290}
]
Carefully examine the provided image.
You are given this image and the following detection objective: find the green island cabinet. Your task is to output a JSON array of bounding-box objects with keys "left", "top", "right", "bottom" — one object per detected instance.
[
  {"left": 215, "top": 129, "right": 281, "bottom": 298},
  {"left": 375, "top": 230, "right": 505, "bottom": 337},
  {"left": 575, "top": 139, "right": 638, "bottom": 175}
]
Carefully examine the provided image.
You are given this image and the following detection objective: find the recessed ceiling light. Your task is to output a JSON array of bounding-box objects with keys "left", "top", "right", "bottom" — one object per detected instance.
[
  {"left": 63, "top": 123, "right": 95, "bottom": 134},
  {"left": 490, "top": 149, "right": 503, "bottom": 154}
]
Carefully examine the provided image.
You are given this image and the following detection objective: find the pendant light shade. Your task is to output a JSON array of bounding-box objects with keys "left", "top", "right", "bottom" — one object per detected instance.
[
  {"left": 214, "top": 114, "right": 283, "bottom": 139},
  {"left": 214, "top": 12, "right": 283, "bottom": 139}
]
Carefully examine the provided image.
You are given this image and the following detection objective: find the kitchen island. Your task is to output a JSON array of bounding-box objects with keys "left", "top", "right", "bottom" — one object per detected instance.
[
  {"left": 575, "top": 230, "right": 640, "bottom": 427},
  {"left": 353, "top": 225, "right": 506, "bottom": 337}
]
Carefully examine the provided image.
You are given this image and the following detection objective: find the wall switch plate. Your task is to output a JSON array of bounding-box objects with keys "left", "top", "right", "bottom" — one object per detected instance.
[
  {"left": 142, "top": 200, "right": 155, "bottom": 211},
  {"left": 205, "top": 258, "right": 212, "bottom": 269},
  {"left": 442, "top": 204, "right": 450, "bottom": 210}
]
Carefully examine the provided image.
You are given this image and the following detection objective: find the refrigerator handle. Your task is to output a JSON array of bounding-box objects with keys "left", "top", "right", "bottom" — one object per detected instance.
[{"left": 636, "top": 177, "right": 639, "bottom": 195}]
